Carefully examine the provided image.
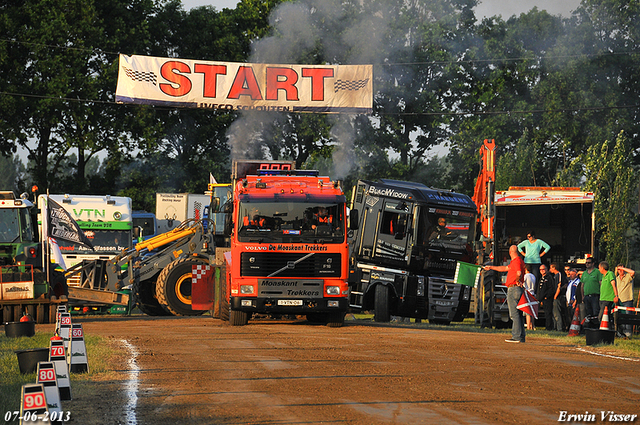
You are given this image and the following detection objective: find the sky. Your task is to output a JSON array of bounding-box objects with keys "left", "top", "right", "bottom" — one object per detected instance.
[{"left": 182, "top": 0, "right": 583, "bottom": 19}]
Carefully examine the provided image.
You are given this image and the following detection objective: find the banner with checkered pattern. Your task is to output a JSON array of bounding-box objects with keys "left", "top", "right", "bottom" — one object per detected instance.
[{"left": 116, "top": 54, "right": 373, "bottom": 113}]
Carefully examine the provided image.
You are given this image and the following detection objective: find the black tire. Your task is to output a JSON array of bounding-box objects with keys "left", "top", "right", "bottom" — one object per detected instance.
[
  {"left": 134, "top": 279, "right": 172, "bottom": 316},
  {"left": 156, "top": 258, "right": 207, "bottom": 316},
  {"left": 374, "top": 284, "right": 391, "bottom": 322},
  {"left": 326, "top": 312, "right": 345, "bottom": 328},
  {"left": 229, "top": 309, "right": 249, "bottom": 326}
]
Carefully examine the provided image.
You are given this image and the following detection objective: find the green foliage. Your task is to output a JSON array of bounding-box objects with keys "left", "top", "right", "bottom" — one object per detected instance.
[{"left": 584, "top": 131, "right": 639, "bottom": 265}]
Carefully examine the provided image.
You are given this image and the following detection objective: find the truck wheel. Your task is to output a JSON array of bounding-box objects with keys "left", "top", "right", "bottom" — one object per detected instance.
[
  {"left": 156, "top": 258, "right": 207, "bottom": 316},
  {"left": 134, "top": 279, "right": 171, "bottom": 316},
  {"left": 374, "top": 284, "right": 391, "bottom": 322},
  {"left": 326, "top": 312, "right": 345, "bottom": 328},
  {"left": 229, "top": 309, "right": 249, "bottom": 326}
]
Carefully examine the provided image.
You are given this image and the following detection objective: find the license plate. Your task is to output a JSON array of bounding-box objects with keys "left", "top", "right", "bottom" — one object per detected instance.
[{"left": 277, "top": 300, "right": 303, "bottom": 306}]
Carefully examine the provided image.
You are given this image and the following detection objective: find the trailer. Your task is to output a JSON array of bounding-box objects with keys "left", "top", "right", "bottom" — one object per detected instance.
[{"left": 473, "top": 139, "right": 596, "bottom": 327}]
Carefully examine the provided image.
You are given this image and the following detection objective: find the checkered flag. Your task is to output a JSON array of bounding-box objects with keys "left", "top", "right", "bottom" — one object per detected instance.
[
  {"left": 122, "top": 66, "right": 157, "bottom": 86},
  {"left": 334, "top": 78, "right": 369, "bottom": 92}
]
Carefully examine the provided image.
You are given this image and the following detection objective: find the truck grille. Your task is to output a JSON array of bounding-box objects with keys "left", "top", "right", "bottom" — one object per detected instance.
[{"left": 241, "top": 252, "right": 341, "bottom": 278}]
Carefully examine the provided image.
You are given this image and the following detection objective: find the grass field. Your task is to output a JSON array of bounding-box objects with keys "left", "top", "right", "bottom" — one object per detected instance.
[{"left": 0, "top": 330, "right": 120, "bottom": 419}]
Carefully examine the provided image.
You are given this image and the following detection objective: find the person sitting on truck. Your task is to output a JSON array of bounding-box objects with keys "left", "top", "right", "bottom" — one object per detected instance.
[
  {"left": 429, "top": 217, "right": 454, "bottom": 240},
  {"left": 312, "top": 207, "right": 333, "bottom": 230},
  {"left": 243, "top": 207, "right": 265, "bottom": 228}
]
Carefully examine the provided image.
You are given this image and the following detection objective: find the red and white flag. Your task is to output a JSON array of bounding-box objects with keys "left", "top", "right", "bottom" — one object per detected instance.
[{"left": 517, "top": 290, "right": 539, "bottom": 319}]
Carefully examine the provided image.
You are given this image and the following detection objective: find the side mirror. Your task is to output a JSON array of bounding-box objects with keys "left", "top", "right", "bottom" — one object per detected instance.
[
  {"left": 212, "top": 197, "right": 220, "bottom": 212},
  {"left": 349, "top": 209, "right": 359, "bottom": 230}
]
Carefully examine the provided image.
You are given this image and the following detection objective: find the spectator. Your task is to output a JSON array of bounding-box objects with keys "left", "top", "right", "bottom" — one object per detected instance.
[
  {"left": 484, "top": 245, "right": 526, "bottom": 343},
  {"left": 598, "top": 261, "right": 619, "bottom": 330},
  {"left": 579, "top": 258, "right": 601, "bottom": 318},
  {"left": 615, "top": 264, "right": 635, "bottom": 338},
  {"left": 536, "top": 264, "right": 556, "bottom": 331},
  {"left": 550, "top": 263, "right": 568, "bottom": 331},
  {"left": 566, "top": 268, "right": 581, "bottom": 325},
  {"left": 517, "top": 231, "right": 550, "bottom": 284},
  {"left": 523, "top": 264, "right": 537, "bottom": 330}
]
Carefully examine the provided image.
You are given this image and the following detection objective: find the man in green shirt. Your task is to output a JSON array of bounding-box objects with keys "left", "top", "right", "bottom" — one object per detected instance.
[
  {"left": 579, "top": 258, "right": 602, "bottom": 318},
  {"left": 598, "top": 261, "right": 619, "bottom": 330}
]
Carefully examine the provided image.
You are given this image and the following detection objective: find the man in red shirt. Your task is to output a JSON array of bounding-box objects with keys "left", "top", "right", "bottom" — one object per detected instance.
[{"left": 484, "top": 245, "right": 526, "bottom": 343}]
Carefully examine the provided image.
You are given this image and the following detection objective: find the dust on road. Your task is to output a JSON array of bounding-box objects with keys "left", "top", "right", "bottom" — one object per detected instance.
[{"left": 66, "top": 316, "right": 640, "bottom": 424}]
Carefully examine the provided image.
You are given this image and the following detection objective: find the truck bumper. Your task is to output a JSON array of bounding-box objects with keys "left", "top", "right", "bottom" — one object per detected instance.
[{"left": 231, "top": 297, "right": 348, "bottom": 314}]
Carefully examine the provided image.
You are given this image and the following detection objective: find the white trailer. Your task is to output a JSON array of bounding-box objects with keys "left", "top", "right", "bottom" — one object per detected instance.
[{"left": 155, "top": 193, "right": 211, "bottom": 234}]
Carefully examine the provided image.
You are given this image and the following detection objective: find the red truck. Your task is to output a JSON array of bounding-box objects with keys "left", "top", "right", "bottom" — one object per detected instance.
[{"left": 220, "top": 161, "right": 350, "bottom": 327}]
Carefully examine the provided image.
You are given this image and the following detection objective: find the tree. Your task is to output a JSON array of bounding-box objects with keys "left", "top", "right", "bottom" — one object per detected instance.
[
  {"left": 0, "top": 0, "right": 164, "bottom": 193},
  {"left": 584, "top": 131, "right": 638, "bottom": 266}
]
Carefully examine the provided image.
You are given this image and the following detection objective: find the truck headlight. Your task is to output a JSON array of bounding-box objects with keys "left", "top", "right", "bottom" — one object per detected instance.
[
  {"left": 417, "top": 277, "right": 425, "bottom": 297},
  {"left": 327, "top": 300, "right": 340, "bottom": 307},
  {"left": 326, "top": 286, "right": 340, "bottom": 295},
  {"left": 240, "top": 285, "right": 254, "bottom": 294}
]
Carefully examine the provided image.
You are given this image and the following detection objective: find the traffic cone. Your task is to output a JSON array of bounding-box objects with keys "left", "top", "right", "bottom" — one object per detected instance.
[
  {"left": 19, "top": 383, "right": 49, "bottom": 425},
  {"left": 568, "top": 306, "right": 581, "bottom": 336},
  {"left": 600, "top": 306, "right": 610, "bottom": 330},
  {"left": 36, "top": 361, "right": 62, "bottom": 418}
]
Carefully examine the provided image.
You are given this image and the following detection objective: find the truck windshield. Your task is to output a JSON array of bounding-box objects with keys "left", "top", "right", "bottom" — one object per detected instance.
[
  {"left": 417, "top": 209, "right": 475, "bottom": 247},
  {"left": 56, "top": 230, "right": 131, "bottom": 254},
  {"left": 237, "top": 200, "right": 344, "bottom": 243},
  {"left": 0, "top": 209, "right": 21, "bottom": 243}
]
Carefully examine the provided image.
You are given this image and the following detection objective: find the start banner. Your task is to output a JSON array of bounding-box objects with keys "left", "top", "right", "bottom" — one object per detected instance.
[{"left": 116, "top": 54, "right": 373, "bottom": 114}]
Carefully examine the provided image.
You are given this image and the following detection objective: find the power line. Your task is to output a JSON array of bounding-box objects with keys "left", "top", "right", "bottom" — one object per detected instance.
[
  {"left": 1, "top": 37, "right": 639, "bottom": 67},
  {"left": 2, "top": 91, "right": 638, "bottom": 116}
]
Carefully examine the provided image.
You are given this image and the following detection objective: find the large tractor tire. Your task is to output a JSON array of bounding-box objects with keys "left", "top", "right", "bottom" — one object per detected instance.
[
  {"left": 134, "top": 278, "right": 172, "bottom": 316},
  {"left": 229, "top": 309, "right": 249, "bottom": 326},
  {"left": 374, "top": 284, "right": 391, "bottom": 323},
  {"left": 156, "top": 258, "right": 207, "bottom": 316}
]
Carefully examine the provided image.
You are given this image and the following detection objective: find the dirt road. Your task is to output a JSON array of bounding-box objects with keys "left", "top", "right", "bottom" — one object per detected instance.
[{"left": 63, "top": 316, "right": 640, "bottom": 424}]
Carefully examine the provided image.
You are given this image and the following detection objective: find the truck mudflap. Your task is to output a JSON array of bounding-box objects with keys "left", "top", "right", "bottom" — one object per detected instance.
[
  {"left": 428, "top": 276, "right": 471, "bottom": 324},
  {"left": 231, "top": 297, "right": 348, "bottom": 313}
]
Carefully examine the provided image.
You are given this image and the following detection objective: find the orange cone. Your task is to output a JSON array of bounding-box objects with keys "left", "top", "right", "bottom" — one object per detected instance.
[
  {"left": 599, "top": 306, "right": 610, "bottom": 330},
  {"left": 568, "top": 306, "right": 581, "bottom": 336}
]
